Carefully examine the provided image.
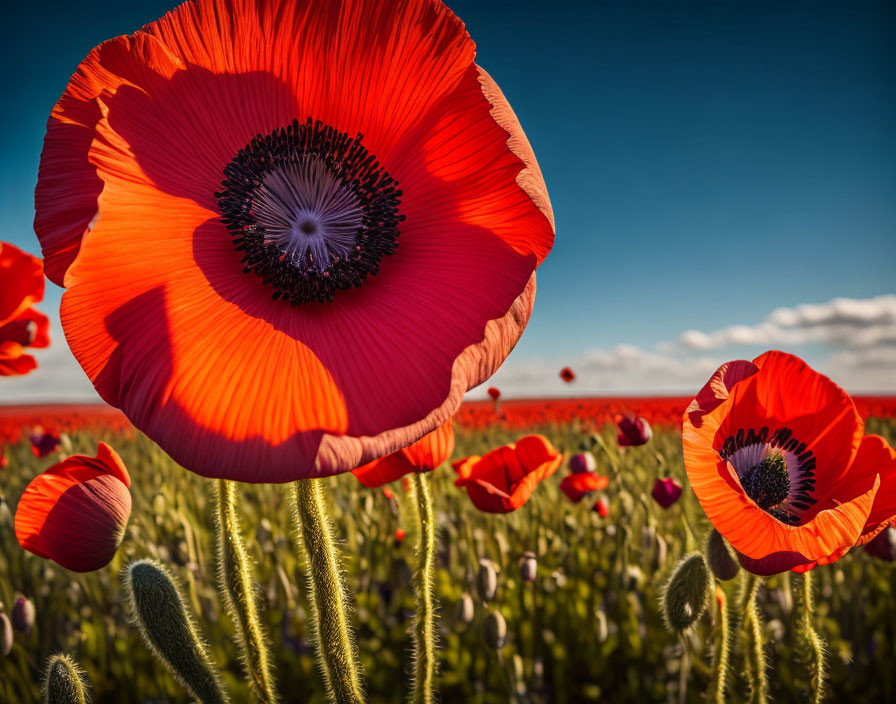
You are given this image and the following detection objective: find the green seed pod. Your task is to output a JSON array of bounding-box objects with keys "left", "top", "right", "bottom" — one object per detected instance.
[
  {"left": 661, "top": 553, "right": 712, "bottom": 633},
  {"left": 0, "top": 613, "right": 12, "bottom": 656},
  {"left": 12, "top": 597, "right": 35, "bottom": 636},
  {"left": 456, "top": 592, "right": 475, "bottom": 625},
  {"left": 484, "top": 610, "right": 507, "bottom": 650},
  {"left": 122, "top": 560, "right": 229, "bottom": 704},
  {"left": 520, "top": 552, "right": 537, "bottom": 583},
  {"left": 42, "top": 654, "right": 89, "bottom": 704},
  {"left": 706, "top": 529, "right": 739, "bottom": 581},
  {"left": 476, "top": 560, "right": 497, "bottom": 602}
]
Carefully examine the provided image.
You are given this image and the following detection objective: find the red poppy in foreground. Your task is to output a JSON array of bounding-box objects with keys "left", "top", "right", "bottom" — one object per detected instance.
[
  {"left": 34, "top": 0, "right": 554, "bottom": 483},
  {"left": 617, "top": 414, "right": 652, "bottom": 447},
  {"left": 559, "top": 367, "right": 576, "bottom": 383},
  {"left": 683, "top": 351, "right": 896, "bottom": 575},
  {"left": 0, "top": 242, "right": 49, "bottom": 377},
  {"left": 651, "top": 477, "right": 683, "bottom": 508},
  {"left": 560, "top": 472, "right": 609, "bottom": 503},
  {"left": 352, "top": 421, "right": 454, "bottom": 488},
  {"left": 15, "top": 443, "right": 131, "bottom": 572},
  {"left": 453, "top": 435, "right": 562, "bottom": 513}
]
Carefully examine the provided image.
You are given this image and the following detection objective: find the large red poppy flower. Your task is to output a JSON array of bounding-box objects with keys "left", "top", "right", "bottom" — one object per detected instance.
[
  {"left": 352, "top": 420, "right": 454, "bottom": 488},
  {"left": 15, "top": 442, "right": 131, "bottom": 572},
  {"left": 0, "top": 242, "right": 49, "bottom": 376},
  {"left": 683, "top": 351, "right": 896, "bottom": 575},
  {"left": 559, "top": 472, "right": 608, "bottom": 503},
  {"left": 453, "top": 435, "right": 561, "bottom": 513},
  {"left": 35, "top": 0, "right": 554, "bottom": 483}
]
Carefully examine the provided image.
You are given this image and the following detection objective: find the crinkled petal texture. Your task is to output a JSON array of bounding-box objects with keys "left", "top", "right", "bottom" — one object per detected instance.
[
  {"left": 559, "top": 472, "right": 608, "bottom": 503},
  {"left": 453, "top": 435, "right": 561, "bottom": 513},
  {"left": 37, "top": 0, "right": 554, "bottom": 483},
  {"left": 0, "top": 244, "right": 48, "bottom": 377},
  {"left": 353, "top": 420, "right": 454, "bottom": 487},
  {"left": 683, "top": 350, "right": 886, "bottom": 575},
  {"left": 15, "top": 443, "right": 131, "bottom": 573}
]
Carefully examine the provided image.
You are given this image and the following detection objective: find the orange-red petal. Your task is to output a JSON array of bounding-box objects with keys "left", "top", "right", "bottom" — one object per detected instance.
[
  {"left": 559, "top": 473, "right": 609, "bottom": 503},
  {"left": 0, "top": 243, "right": 44, "bottom": 326}
]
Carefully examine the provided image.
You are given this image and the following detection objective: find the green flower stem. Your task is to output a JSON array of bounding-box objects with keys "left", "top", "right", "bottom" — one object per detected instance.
[
  {"left": 292, "top": 478, "right": 364, "bottom": 704},
  {"left": 797, "top": 571, "right": 825, "bottom": 703},
  {"left": 741, "top": 573, "right": 768, "bottom": 704},
  {"left": 409, "top": 472, "right": 437, "bottom": 704},
  {"left": 214, "top": 480, "right": 278, "bottom": 704}
]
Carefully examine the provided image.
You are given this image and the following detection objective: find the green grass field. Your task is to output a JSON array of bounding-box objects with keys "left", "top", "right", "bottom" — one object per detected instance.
[{"left": 1, "top": 419, "right": 895, "bottom": 703}]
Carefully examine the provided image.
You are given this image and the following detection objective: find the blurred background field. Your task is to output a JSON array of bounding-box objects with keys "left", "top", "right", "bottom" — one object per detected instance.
[{"left": 1, "top": 400, "right": 895, "bottom": 703}]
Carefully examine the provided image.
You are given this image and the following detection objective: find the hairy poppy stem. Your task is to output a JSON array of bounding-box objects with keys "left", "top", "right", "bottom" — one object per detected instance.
[
  {"left": 291, "top": 479, "right": 364, "bottom": 704},
  {"left": 409, "top": 472, "right": 437, "bottom": 703},
  {"left": 711, "top": 588, "right": 731, "bottom": 704},
  {"left": 797, "top": 571, "right": 825, "bottom": 703},
  {"left": 740, "top": 574, "right": 768, "bottom": 704},
  {"left": 214, "top": 480, "right": 278, "bottom": 704}
]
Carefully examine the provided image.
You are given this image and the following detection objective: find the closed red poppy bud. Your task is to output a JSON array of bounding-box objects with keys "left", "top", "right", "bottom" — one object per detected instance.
[
  {"left": 454, "top": 435, "right": 562, "bottom": 513},
  {"left": 15, "top": 443, "right": 131, "bottom": 572},
  {"left": 706, "top": 529, "right": 740, "bottom": 581},
  {"left": 560, "top": 473, "right": 609, "bottom": 503},
  {"left": 592, "top": 498, "right": 609, "bottom": 517},
  {"left": 568, "top": 451, "right": 596, "bottom": 474},
  {"left": 617, "top": 415, "right": 652, "bottom": 447},
  {"left": 487, "top": 387, "right": 501, "bottom": 401},
  {"left": 394, "top": 528, "right": 406, "bottom": 543},
  {"left": 29, "top": 430, "right": 60, "bottom": 458},
  {"left": 12, "top": 598, "right": 34, "bottom": 635},
  {"left": 520, "top": 552, "right": 537, "bottom": 583},
  {"left": 559, "top": 367, "right": 575, "bottom": 383},
  {"left": 864, "top": 524, "right": 896, "bottom": 562},
  {"left": 0, "top": 613, "right": 11, "bottom": 655},
  {"left": 651, "top": 477, "right": 683, "bottom": 509}
]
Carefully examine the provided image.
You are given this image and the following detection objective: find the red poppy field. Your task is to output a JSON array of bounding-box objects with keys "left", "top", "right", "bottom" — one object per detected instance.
[{"left": 1, "top": 402, "right": 896, "bottom": 703}]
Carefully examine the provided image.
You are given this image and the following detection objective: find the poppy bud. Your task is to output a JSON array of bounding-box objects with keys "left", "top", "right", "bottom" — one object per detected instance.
[
  {"left": 477, "top": 559, "right": 498, "bottom": 602},
  {"left": 12, "top": 597, "right": 34, "bottom": 635},
  {"left": 123, "top": 559, "right": 228, "bottom": 703},
  {"left": 661, "top": 553, "right": 712, "bottom": 633},
  {"left": 568, "top": 452, "right": 596, "bottom": 475},
  {"left": 456, "top": 592, "right": 475, "bottom": 625},
  {"left": 0, "top": 614, "right": 12, "bottom": 656},
  {"left": 651, "top": 477, "right": 683, "bottom": 509},
  {"left": 29, "top": 429, "right": 60, "bottom": 458},
  {"left": 617, "top": 415, "right": 652, "bottom": 447},
  {"left": 487, "top": 387, "right": 501, "bottom": 401},
  {"left": 42, "top": 653, "right": 89, "bottom": 704},
  {"left": 864, "top": 525, "right": 896, "bottom": 562},
  {"left": 484, "top": 610, "right": 507, "bottom": 650},
  {"left": 520, "top": 552, "right": 537, "bottom": 583},
  {"left": 592, "top": 498, "right": 609, "bottom": 517},
  {"left": 706, "top": 529, "right": 739, "bottom": 581},
  {"left": 15, "top": 443, "right": 131, "bottom": 572}
]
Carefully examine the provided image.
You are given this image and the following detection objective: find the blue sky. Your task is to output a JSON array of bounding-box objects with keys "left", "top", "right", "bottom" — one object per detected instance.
[{"left": 1, "top": 0, "right": 894, "bottom": 400}]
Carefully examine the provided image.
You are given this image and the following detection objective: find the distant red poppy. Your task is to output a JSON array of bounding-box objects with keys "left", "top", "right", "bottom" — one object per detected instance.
[
  {"left": 395, "top": 528, "right": 406, "bottom": 543},
  {"left": 453, "top": 435, "right": 562, "bottom": 513},
  {"left": 353, "top": 421, "right": 454, "bottom": 488},
  {"left": 559, "top": 367, "right": 575, "bottom": 383},
  {"left": 29, "top": 430, "right": 60, "bottom": 458},
  {"left": 683, "top": 351, "right": 896, "bottom": 576},
  {"left": 0, "top": 242, "right": 49, "bottom": 377},
  {"left": 617, "top": 414, "right": 652, "bottom": 447},
  {"left": 382, "top": 487, "right": 395, "bottom": 501},
  {"left": 560, "top": 472, "right": 609, "bottom": 503},
  {"left": 487, "top": 387, "right": 501, "bottom": 401},
  {"left": 0, "top": 449, "right": 7, "bottom": 469},
  {"left": 15, "top": 442, "right": 131, "bottom": 572},
  {"left": 34, "top": 0, "right": 554, "bottom": 484},
  {"left": 592, "top": 498, "right": 609, "bottom": 517},
  {"left": 651, "top": 477, "right": 683, "bottom": 508}
]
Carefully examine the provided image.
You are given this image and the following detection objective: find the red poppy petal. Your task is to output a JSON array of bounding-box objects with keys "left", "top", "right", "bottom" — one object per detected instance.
[
  {"left": 402, "top": 420, "right": 455, "bottom": 471},
  {"left": 559, "top": 473, "right": 609, "bottom": 502},
  {"left": 0, "top": 343, "right": 37, "bottom": 377},
  {"left": 843, "top": 434, "right": 896, "bottom": 543},
  {"left": 452, "top": 455, "right": 481, "bottom": 485},
  {"left": 0, "top": 243, "right": 44, "bottom": 325},
  {"left": 352, "top": 453, "right": 414, "bottom": 488},
  {"left": 685, "top": 359, "right": 759, "bottom": 428},
  {"left": 513, "top": 435, "right": 561, "bottom": 474}
]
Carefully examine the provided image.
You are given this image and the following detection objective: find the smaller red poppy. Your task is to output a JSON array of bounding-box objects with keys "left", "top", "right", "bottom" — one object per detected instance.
[
  {"left": 29, "top": 430, "right": 60, "bottom": 458},
  {"left": 352, "top": 421, "right": 455, "bottom": 488},
  {"left": 453, "top": 435, "right": 562, "bottom": 513},
  {"left": 617, "top": 414, "right": 652, "bottom": 447},
  {"left": 487, "top": 387, "right": 501, "bottom": 401},
  {"left": 560, "top": 473, "right": 609, "bottom": 503},
  {"left": 559, "top": 367, "right": 576, "bottom": 383},
  {"left": 394, "top": 528, "right": 406, "bottom": 543},
  {"left": 568, "top": 451, "right": 597, "bottom": 474},
  {"left": 592, "top": 498, "right": 609, "bottom": 517},
  {"left": 652, "top": 477, "right": 683, "bottom": 509},
  {"left": 15, "top": 442, "right": 131, "bottom": 572},
  {"left": 0, "top": 242, "right": 49, "bottom": 377}
]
